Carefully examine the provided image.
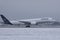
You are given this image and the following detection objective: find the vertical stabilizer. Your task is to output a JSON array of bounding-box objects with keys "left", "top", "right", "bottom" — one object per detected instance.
[{"left": 0, "top": 14, "right": 12, "bottom": 25}]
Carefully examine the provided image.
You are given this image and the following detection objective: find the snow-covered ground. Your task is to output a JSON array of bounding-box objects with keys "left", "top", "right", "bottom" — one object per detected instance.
[{"left": 0, "top": 28, "right": 60, "bottom": 40}]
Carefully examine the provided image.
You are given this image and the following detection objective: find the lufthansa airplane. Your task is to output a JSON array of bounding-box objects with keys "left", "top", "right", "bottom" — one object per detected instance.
[{"left": 0, "top": 14, "right": 60, "bottom": 27}]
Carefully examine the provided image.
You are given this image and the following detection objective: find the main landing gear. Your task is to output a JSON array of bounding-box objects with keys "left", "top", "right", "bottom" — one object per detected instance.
[
  {"left": 26, "top": 25, "right": 30, "bottom": 28},
  {"left": 25, "top": 23, "right": 31, "bottom": 28}
]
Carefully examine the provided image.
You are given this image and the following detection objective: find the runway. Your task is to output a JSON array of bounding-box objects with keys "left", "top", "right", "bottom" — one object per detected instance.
[{"left": 0, "top": 24, "right": 60, "bottom": 28}]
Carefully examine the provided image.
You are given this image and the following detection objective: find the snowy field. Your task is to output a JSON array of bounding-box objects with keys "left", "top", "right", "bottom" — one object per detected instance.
[{"left": 0, "top": 27, "right": 60, "bottom": 40}]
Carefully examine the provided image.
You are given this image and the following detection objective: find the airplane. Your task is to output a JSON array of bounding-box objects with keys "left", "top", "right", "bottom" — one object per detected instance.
[{"left": 0, "top": 14, "right": 60, "bottom": 28}]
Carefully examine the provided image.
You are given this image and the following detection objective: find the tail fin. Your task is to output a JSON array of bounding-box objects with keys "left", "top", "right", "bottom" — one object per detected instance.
[{"left": 0, "top": 14, "right": 12, "bottom": 25}]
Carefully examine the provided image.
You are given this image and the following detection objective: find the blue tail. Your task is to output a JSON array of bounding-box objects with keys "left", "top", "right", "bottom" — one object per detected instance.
[{"left": 0, "top": 14, "right": 12, "bottom": 25}]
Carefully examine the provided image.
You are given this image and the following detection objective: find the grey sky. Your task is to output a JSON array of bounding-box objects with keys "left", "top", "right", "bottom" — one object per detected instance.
[{"left": 0, "top": 0, "right": 60, "bottom": 20}]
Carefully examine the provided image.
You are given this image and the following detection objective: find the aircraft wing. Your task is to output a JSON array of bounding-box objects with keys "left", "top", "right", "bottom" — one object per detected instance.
[
  {"left": 36, "top": 21, "right": 60, "bottom": 25},
  {"left": 19, "top": 21, "right": 31, "bottom": 25},
  {"left": 35, "top": 21, "right": 54, "bottom": 25}
]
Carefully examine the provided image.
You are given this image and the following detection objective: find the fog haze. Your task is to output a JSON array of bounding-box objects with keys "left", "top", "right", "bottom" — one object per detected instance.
[
  {"left": 0, "top": 0, "right": 60, "bottom": 20},
  {"left": 0, "top": 0, "right": 60, "bottom": 40}
]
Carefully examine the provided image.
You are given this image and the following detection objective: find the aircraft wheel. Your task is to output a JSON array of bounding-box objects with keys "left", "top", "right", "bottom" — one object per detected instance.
[{"left": 26, "top": 25, "right": 30, "bottom": 28}]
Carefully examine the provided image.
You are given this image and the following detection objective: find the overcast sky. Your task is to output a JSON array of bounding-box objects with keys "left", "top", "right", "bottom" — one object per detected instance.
[{"left": 0, "top": 0, "right": 60, "bottom": 20}]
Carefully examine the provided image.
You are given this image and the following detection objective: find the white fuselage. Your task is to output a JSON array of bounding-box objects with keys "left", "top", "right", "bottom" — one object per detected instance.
[
  {"left": 10, "top": 18, "right": 41, "bottom": 25},
  {"left": 10, "top": 17, "right": 56, "bottom": 25}
]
